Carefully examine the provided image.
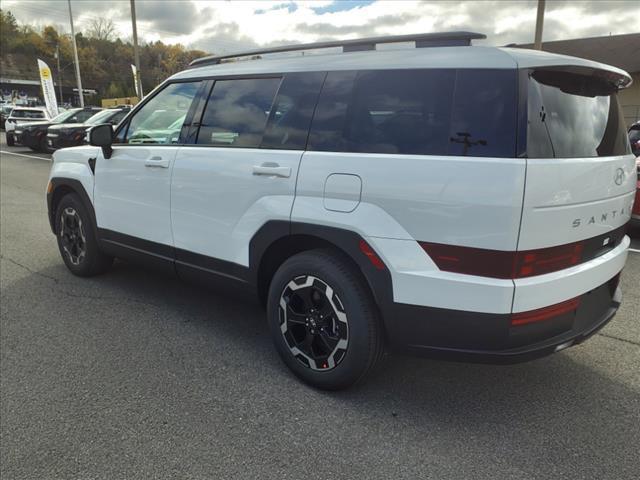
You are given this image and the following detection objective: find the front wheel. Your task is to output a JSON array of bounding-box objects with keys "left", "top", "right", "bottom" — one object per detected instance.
[
  {"left": 267, "top": 249, "right": 384, "bottom": 390},
  {"left": 39, "top": 135, "right": 49, "bottom": 153},
  {"left": 6, "top": 132, "right": 14, "bottom": 146},
  {"left": 55, "top": 193, "right": 113, "bottom": 276}
]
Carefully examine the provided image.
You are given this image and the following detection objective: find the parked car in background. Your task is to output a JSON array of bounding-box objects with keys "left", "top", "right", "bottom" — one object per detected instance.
[
  {"left": 4, "top": 106, "right": 50, "bottom": 146},
  {"left": 47, "top": 106, "right": 130, "bottom": 151},
  {"left": 629, "top": 122, "right": 640, "bottom": 157},
  {"left": 1, "top": 105, "right": 13, "bottom": 130},
  {"left": 15, "top": 107, "right": 102, "bottom": 152}
]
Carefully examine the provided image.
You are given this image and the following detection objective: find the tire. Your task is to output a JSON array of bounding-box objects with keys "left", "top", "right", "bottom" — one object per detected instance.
[
  {"left": 6, "top": 133, "right": 14, "bottom": 146},
  {"left": 267, "top": 249, "right": 384, "bottom": 390},
  {"left": 55, "top": 193, "right": 113, "bottom": 276},
  {"left": 39, "top": 135, "right": 49, "bottom": 153}
]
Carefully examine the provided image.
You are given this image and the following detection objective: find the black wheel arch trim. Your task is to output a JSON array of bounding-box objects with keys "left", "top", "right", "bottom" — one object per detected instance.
[
  {"left": 47, "top": 178, "right": 98, "bottom": 239},
  {"left": 249, "top": 220, "right": 394, "bottom": 322}
]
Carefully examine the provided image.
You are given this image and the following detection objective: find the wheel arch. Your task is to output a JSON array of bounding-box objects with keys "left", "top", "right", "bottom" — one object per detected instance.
[
  {"left": 47, "top": 178, "right": 97, "bottom": 238},
  {"left": 250, "top": 222, "right": 394, "bottom": 330}
]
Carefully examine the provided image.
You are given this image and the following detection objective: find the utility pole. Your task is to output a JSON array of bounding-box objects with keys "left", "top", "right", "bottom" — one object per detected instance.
[
  {"left": 534, "top": 0, "right": 546, "bottom": 50},
  {"left": 55, "top": 44, "right": 63, "bottom": 104},
  {"left": 67, "top": 0, "right": 84, "bottom": 107},
  {"left": 130, "top": 0, "right": 144, "bottom": 99}
]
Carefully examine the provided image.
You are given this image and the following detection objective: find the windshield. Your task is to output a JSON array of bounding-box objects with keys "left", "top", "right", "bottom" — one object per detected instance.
[
  {"left": 527, "top": 69, "right": 631, "bottom": 158},
  {"left": 86, "top": 109, "right": 117, "bottom": 125},
  {"left": 51, "top": 109, "right": 80, "bottom": 123}
]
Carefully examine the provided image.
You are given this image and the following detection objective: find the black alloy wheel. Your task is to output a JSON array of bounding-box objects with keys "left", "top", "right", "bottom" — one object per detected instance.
[
  {"left": 59, "top": 206, "right": 87, "bottom": 266},
  {"left": 279, "top": 275, "right": 349, "bottom": 371},
  {"left": 267, "top": 249, "right": 384, "bottom": 390}
]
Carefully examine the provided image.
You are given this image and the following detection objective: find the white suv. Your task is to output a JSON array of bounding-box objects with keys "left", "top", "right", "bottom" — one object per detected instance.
[
  {"left": 5, "top": 106, "right": 50, "bottom": 146},
  {"left": 46, "top": 32, "right": 636, "bottom": 389}
]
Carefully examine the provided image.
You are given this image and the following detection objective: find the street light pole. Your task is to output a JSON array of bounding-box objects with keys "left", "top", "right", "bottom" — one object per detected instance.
[
  {"left": 67, "top": 0, "right": 84, "bottom": 107},
  {"left": 130, "top": 0, "right": 144, "bottom": 99},
  {"left": 55, "top": 44, "right": 63, "bottom": 104},
  {"left": 534, "top": 0, "right": 546, "bottom": 50}
]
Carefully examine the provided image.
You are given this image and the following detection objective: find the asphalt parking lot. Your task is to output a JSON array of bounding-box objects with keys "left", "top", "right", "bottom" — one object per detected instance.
[{"left": 1, "top": 135, "right": 639, "bottom": 479}]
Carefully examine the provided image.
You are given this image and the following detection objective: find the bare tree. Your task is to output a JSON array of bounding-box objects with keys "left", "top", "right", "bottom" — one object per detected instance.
[{"left": 87, "top": 18, "right": 116, "bottom": 41}]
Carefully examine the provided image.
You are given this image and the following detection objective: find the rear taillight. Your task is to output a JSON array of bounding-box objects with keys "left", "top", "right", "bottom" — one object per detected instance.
[
  {"left": 420, "top": 240, "right": 585, "bottom": 279},
  {"left": 513, "top": 242, "right": 583, "bottom": 278},
  {"left": 511, "top": 297, "right": 580, "bottom": 326}
]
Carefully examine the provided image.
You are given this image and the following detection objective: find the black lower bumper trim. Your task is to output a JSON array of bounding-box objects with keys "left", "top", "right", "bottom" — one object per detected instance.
[{"left": 386, "top": 278, "right": 622, "bottom": 364}]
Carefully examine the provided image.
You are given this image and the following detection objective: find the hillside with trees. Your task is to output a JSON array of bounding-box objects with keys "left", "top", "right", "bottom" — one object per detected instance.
[{"left": 0, "top": 9, "right": 207, "bottom": 102}]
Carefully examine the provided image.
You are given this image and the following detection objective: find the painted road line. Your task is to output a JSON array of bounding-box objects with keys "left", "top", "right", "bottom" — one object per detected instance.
[
  {"left": 629, "top": 248, "right": 640, "bottom": 254},
  {"left": 0, "top": 150, "right": 52, "bottom": 162}
]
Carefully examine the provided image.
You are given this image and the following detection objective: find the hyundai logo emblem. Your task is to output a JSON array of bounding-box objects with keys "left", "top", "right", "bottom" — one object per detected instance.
[{"left": 614, "top": 168, "right": 625, "bottom": 186}]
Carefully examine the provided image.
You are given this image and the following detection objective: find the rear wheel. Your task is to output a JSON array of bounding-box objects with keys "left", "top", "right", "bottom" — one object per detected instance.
[
  {"left": 55, "top": 193, "right": 113, "bottom": 276},
  {"left": 267, "top": 249, "right": 384, "bottom": 390}
]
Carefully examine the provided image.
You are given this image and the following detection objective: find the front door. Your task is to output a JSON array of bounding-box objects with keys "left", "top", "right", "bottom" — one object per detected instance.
[{"left": 94, "top": 81, "right": 202, "bottom": 254}]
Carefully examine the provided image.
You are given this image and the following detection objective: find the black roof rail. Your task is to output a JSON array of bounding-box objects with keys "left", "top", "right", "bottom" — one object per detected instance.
[{"left": 189, "top": 31, "right": 486, "bottom": 68}]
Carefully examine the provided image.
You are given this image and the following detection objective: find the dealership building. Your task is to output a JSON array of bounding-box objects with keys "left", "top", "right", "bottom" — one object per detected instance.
[{"left": 0, "top": 54, "right": 96, "bottom": 106}]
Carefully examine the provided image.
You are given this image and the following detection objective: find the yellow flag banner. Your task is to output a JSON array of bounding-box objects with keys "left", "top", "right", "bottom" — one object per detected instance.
[{"left": 38, "top": 59, "right": 59, "bottom": 118}]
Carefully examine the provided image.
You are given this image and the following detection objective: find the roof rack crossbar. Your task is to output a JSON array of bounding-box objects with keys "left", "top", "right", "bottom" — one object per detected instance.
[{"left": 189, "top": 31, "right": 486, "bottom": 68}]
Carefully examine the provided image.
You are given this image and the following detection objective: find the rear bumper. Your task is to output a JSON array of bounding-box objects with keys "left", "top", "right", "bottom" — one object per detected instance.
[{"left": 386, "top": 275, "right": 622, "bottom": 364}]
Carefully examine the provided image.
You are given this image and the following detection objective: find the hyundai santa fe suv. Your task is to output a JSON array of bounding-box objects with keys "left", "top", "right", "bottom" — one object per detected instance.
[{"left": 45, "top": 32, "right": 636, "bottom": 390}]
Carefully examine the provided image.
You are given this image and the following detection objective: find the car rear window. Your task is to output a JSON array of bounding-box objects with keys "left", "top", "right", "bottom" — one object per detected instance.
[
  {"left": 11, "top": 110, "right": 46, "bottom": 119},
  {"left": 307, "top": 68, "right": 517, "bottom": 157},
  {"left": 527, "top": 69, "right": 631, "bottom": 158}
]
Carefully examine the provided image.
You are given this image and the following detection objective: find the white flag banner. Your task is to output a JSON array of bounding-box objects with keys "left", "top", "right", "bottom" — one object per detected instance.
[
  {"left": 37, "top": 59, "right": 59, "bottom": 118},
  {"left": 131, "top": 64, "right": 143, "bottom": 98}
]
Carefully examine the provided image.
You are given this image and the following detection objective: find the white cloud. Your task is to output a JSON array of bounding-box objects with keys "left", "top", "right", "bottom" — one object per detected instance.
[{"left": 2, "top": 0, "right": 639, "bottom": 53}]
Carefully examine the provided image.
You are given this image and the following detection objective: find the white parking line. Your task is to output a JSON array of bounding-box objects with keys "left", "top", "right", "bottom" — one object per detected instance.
[
  {"left": 0, "top": 150, "right": 52, "bottom": 162},
  {"left": 630, "top": 248, "right": 640, "bottom": 254}
]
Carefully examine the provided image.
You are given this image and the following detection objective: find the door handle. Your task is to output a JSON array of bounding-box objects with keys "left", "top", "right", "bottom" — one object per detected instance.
[
  {"left": 145, "top": 156, "right": 169, "bottom": 168},
  {"left": 252, "top": 163, "right": 291, "bottom": 178}
]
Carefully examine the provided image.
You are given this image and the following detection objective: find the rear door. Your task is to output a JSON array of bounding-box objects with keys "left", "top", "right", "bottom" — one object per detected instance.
[
  {"left": 518, "top": 68, "right": 636, "bottom": 251},
  {"left": 171, "top": 72, "right": 325, "bottom": 275}
]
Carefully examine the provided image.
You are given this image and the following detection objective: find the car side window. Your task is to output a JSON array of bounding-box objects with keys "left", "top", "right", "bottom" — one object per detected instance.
[
  {"left": 308, "top": 69, "right": 518, "bottom": 157},
  {"left": 306, "top": 71, "right": 357, "bottom": 152},
  {"left": 196, "top": 77, "right": 281, "bottom": 147},
  {"left": 71, "top": 110, "right": 97, "bottom": 123},
  {"left": 109, "top": 110, "right": 127, "bottom": 125},
  {"left": 449, "top": 69, "right": 517, "bottom": 157},
  {"left": 261, "top": 72, "right": 326, "bottom": 150},
  {"left": 124, "top": 81, "right": 201, "bottom": 145}
]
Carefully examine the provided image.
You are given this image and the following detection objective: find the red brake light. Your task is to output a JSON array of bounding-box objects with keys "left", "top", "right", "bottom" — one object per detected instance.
[
  {"left": 359, "top": 240, "right": 385, "bottom": 270},
  {"left": 511, "top": 297, "right": 580, "bottom": 326},
  {"left": 420, "top": 240, "right": 585, "bottom": 279},
  {"left": 513, "top": 242, "right": 583, "bottom": 278}
]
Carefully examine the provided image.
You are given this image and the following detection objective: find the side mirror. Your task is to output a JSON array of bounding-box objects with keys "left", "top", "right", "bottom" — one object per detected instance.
[{"left": 89, "top": 123, "right": 113, "bottom": 159}]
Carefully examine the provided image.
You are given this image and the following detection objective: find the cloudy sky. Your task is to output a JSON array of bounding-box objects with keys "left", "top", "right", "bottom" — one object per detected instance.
[{"left": 3, "top": 0, "right": 639, "bottom": 53}]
